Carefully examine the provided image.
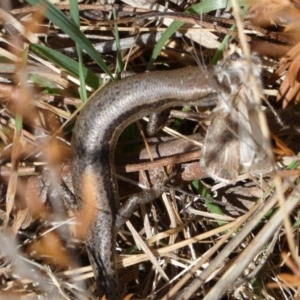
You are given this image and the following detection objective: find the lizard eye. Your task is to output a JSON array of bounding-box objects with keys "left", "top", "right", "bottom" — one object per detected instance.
[{"left": 230, "top": 52, "right": 240, "bottom": 61}]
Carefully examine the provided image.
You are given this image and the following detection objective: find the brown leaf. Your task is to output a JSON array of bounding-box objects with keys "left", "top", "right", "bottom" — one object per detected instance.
[
  {"left": 247, "top": 0, "right": 300, "bottom": 27},
  {"left": 270, "top": 43, "right": 300, "bottom": 107},
  {"left": 278, "top": 273, "right": 300, "bottom": 285},
  {"left": 271, "top": 133, "right": 295, "bottom": 157},
  {"left": 287, "top": 56, "right": 300, "bottom": 87},
  {"left": 27, "top": 232, "right": 71, "bottom": 268},
  {"left": 281, "top": 80, "right": 300, "bottom": 108}
]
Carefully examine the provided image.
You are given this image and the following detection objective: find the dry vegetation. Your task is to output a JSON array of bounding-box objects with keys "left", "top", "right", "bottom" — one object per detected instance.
[{"left": 0, "top": 0, "right": 300, "bottom": 299}]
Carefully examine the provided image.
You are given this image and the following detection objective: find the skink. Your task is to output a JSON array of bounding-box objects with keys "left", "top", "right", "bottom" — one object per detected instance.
[{"left": 71, "top": 66, "right": 217, "bottom": 299}]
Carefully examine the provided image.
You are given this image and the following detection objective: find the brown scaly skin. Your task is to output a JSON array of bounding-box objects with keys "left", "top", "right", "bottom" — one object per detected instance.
[{"left": 71, "top": 66, "right": 218, "bottom": 299}]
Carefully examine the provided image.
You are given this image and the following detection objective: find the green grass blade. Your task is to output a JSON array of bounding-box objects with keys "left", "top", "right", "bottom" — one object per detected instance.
[
  {"left": 113, "top": 9, "right": 124, "bottom": 73},
  {"left": 25, "top": 0, "right": 113, "bottom": 80},
  {"left": 148, "top": 0, "right": 247, "bottom": 69},
  {"left": 69, "top": 0, "right": 87, "bottom": 102},
  {"left": 210, "top": 5, "right": 249, "bottom": 64},
  {"left": 30, "top": 44, "right": 101, "bottom": 90},
  {"left": 192, "top": 180, "right": 226, "bottom": 226}
]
